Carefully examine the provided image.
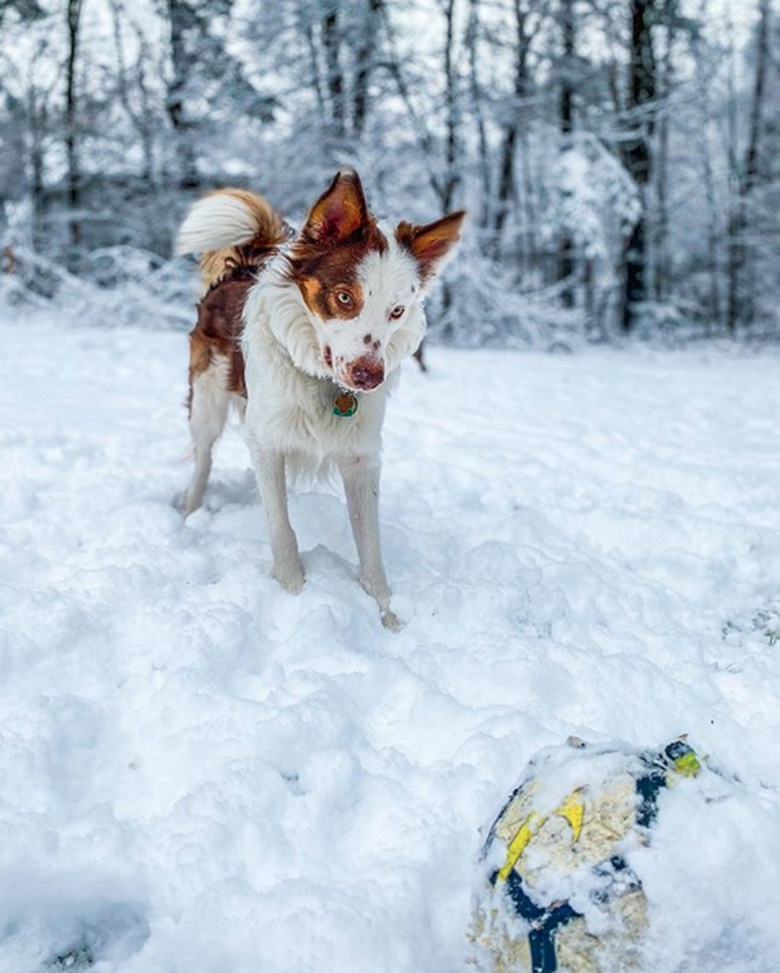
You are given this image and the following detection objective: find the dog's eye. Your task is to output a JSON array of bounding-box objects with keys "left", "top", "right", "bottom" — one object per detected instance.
[
  {"left": 335, "top": 291, "right": 353, "bottom": 307},
  {"left": 389, "top": 306, "right": 405, "bottom": 320}
]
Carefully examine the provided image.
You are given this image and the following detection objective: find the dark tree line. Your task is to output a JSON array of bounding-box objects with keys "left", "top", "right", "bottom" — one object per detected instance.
[{"left": 1, "top": 0, "right": 778, "bottom": 344}]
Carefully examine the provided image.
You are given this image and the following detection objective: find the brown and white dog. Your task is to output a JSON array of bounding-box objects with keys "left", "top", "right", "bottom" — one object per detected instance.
[{"left": 176, "top": 170, "right": 464, "bottom": 628}]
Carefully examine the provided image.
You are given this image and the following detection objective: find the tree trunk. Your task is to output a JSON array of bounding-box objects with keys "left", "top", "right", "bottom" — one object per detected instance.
[
  {"left": 27, "top": 81, "right": 47, "bottom": 251},
  {"left": 495, "top": 125, "right": 517, "bottom": 260},
  {"left": 727, "top": 0, "right": 770, "bottom": 333},
  {"left": 322, "top": 5, "right": 346, "bottom": 138},
  {"left": 353, "top": 0, "right": 383, "bottom": 137},
  {"left": 692, "top": 0, "right": 721, "bottom": 331},
  {"left": 439, "top": 0, "right": 460, "bottom": 338},
  {"left": 166, "top": 0, "right": 199, "bottom": 189},
  {"left": 301, "top": 15, "right": 327, "bottom": 118},
  {"left": 467, "top": 0, "right": 490, "bottom": 230},
  {"left": 652, "top": 13, "right": 674, "bottom": 303},
  {"left": 65, "top": 0, "right": 82, "bottom": 267},
  {"left": 621, "top": 0, "right": 657, "bottom": 332},
  {"left": 493, "top": 0, "right": 529, "bottom": 260},
  {"left": 557, "top": 0, "right": 575, "bottom": 307},
  {"left": 111, "top": 1, "right": 155, "bottom": 186}
]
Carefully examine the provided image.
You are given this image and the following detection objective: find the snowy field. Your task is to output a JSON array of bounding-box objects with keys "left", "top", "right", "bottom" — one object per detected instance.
[{"left": 1, "top": 313, "right": 780, "bottom": 972}]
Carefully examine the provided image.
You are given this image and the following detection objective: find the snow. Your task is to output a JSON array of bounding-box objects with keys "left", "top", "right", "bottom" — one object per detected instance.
[{"left": 1, "top": 313, "right": 780, "bottom": 972}]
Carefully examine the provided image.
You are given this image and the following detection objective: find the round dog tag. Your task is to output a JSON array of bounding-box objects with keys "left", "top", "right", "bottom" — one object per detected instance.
[{"left": 333, "top": 392, "right": 358, "bottom": 417}]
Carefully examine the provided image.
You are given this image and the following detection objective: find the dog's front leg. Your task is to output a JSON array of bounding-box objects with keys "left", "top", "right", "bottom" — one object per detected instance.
[
  {"left": 252, "top": 447, "right": 305, "bottom": 594},
  {"left": 338, "top": 455, "right": 400, "bottom": 630}
]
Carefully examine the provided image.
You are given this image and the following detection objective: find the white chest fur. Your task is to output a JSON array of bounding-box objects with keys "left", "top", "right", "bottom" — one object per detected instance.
[{"left": 241, "top": 279, "right": 395, "bottom": 474}]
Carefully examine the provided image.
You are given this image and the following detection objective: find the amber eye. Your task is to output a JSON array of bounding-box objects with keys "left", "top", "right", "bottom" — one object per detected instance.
[
  {"left": 389, "top": 305, "right": 405, "bottom": 320},
  {"left": 335, "top": 291, "right": 353, "bottom": 307}
]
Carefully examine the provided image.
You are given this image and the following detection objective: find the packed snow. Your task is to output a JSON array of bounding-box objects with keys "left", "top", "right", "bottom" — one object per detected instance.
[{"left": 1, "top": 312, "right": 780, "bottom": 972}]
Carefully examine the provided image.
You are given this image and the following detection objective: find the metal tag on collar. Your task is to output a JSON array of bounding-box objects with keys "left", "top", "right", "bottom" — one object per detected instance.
[{"left": 333, "top": 391, "right": 358, "bottom": 417}]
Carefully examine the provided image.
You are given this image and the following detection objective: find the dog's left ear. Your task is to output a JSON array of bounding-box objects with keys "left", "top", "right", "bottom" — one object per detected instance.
[
  {"left": 302, "top": 169, "right": 370, "bottom": 245},
  {"left": 396, "top": 211, "right": 466, "bottom": 284}
]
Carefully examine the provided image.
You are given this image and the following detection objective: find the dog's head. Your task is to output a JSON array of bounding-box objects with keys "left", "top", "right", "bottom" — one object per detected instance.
[{"left": 285, "top": 170, "right": 465, "bottom": 392}]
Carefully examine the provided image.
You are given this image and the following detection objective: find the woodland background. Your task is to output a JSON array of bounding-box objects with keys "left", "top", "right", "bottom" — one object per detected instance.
[{"left": 0, "top": 0, "right": 778, "bottom": 347}]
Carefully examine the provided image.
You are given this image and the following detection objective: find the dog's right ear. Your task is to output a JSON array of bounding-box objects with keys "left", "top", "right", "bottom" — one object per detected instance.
[
  {"left": 301, "top": 169, "right": 370, "bottom": 245},
  {"left": 396, "top": 210, "right": 466, "bottom": 284}
]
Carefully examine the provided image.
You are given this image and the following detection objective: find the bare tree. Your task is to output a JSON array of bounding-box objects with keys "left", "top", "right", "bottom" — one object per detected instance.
[
  {"left": 650, "top": 7, "right": 673, "bottom": 303},
  {"left": 110, "top": 0, "right": 157, "bottom": 186},
  {"left": 726, "top": 0, "right": 771, "bottom": 333},
  {"left": 621, "top": 0, "right": 658, "bottom": 332},
  {"left": 353, "top": 0, "right": 384, "bottom": 137},
  {"left": 65, "top": 0, "right": 83, "bottom": 265},
  {"left": 321, "top": 1, "right": 346, "bottom": 138},
  {"left": 493, "top": 0, "right": 535, "bottom": 259},
  {"left": 166, "top": 0, "right": 200, "bottom": 188},
  {"left": 465, "top": 0, "right": 491, "bottom": 230},
  {"left": 557, "top": 0, "right": 576, "bottom": 306},
  {"left": 690, "top": 0, "right": 722, "bottom": 330}
]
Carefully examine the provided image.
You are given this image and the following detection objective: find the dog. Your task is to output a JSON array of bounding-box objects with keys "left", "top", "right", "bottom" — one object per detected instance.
[{"left": 176, "top": 169, "right": 464, "bottom": 628}]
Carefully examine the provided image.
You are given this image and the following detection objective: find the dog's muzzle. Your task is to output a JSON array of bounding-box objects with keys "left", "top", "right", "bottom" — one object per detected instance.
[{"left": 344, "top": 356, "right": 385, "bottom": 391}]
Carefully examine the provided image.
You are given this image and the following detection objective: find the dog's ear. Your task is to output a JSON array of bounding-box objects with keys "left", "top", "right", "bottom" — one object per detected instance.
[
  {"left": 395, "top": 211, "right": 466, "bottom": 283},
  {"left": 302, "top": 169, "right": 370, "bottom": 245}
]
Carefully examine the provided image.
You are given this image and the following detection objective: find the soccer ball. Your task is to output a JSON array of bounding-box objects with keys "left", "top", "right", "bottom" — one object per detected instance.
[{"left": 470, "top": 737, "right": 702, "bottom": 973}]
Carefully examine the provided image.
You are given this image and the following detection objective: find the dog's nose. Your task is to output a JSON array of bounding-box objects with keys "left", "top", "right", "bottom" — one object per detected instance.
[{"left": 347, "top": 357, "right": 385, "bottom": 390}]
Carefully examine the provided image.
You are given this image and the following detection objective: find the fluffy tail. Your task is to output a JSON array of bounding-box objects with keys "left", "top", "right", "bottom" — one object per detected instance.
[{"left": 176, "top": 188, "right": 288, "bottom": 290}]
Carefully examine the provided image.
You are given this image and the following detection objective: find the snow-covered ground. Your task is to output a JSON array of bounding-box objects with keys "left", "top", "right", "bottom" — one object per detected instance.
[{"left": 1, "top": 314, "right": 780, "bottom": 972}]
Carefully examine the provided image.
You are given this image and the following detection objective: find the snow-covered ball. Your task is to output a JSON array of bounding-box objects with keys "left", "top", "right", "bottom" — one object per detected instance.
[{"left": 470, "top": 737, "right": 704, "bottom": 973}]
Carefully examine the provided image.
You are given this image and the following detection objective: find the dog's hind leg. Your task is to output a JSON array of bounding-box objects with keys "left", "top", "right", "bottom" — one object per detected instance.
[{"left": 180, "top": 355, "right": 230, "bottom": 516}]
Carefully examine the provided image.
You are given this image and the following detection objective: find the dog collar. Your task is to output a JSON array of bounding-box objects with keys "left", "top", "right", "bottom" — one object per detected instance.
[{"left": 333, "top": 390, "right": 359, "bottom": 417}]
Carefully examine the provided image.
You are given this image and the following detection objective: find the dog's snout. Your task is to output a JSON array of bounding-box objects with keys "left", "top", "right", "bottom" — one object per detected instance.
[{"left": 346, "top": 356, "right": 385, "bottom": 391}]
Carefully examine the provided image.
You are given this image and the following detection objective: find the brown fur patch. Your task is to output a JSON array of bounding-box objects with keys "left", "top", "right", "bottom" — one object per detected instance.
[
  {"left": 298, "top": 275, "right": 364, "bottom": 321},
  {"left": 287, "top": 221, "right": 386, "bottom": 321},
  {"left": 285, "top": 170, "right": 387, "bottom": 321},
  {"left": 188, "top": 276, "right": 253, "bottom": 411},
  {"left": 187, "top": 190, "right": 291, "bottom": 412},
  {"left": 395, "top": 211, "right": 466, "bottom": 282},
  {"left": 198, "top": 188, "right": 290, "bottom": 291}
]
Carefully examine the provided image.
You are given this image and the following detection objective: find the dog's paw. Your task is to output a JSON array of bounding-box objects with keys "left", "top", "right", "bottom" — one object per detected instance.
[
  {"left": 174, "top": 491, "right": 200, "bottom": 517},
  {"left": 380, "top": 609, "right": 403, "bottom": 632},
  {"left": 273, "top": 562, "right": 305, "bottom": 595}
]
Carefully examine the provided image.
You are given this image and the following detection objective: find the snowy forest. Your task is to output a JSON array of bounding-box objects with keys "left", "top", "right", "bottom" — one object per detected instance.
[{"left": 1, "top": 0, "right": 779, "bottom": 346}]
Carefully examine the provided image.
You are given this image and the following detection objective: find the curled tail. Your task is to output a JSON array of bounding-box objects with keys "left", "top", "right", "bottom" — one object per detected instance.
[{"left": 176, "top": 188, "right": 288, "bottom": 290}]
